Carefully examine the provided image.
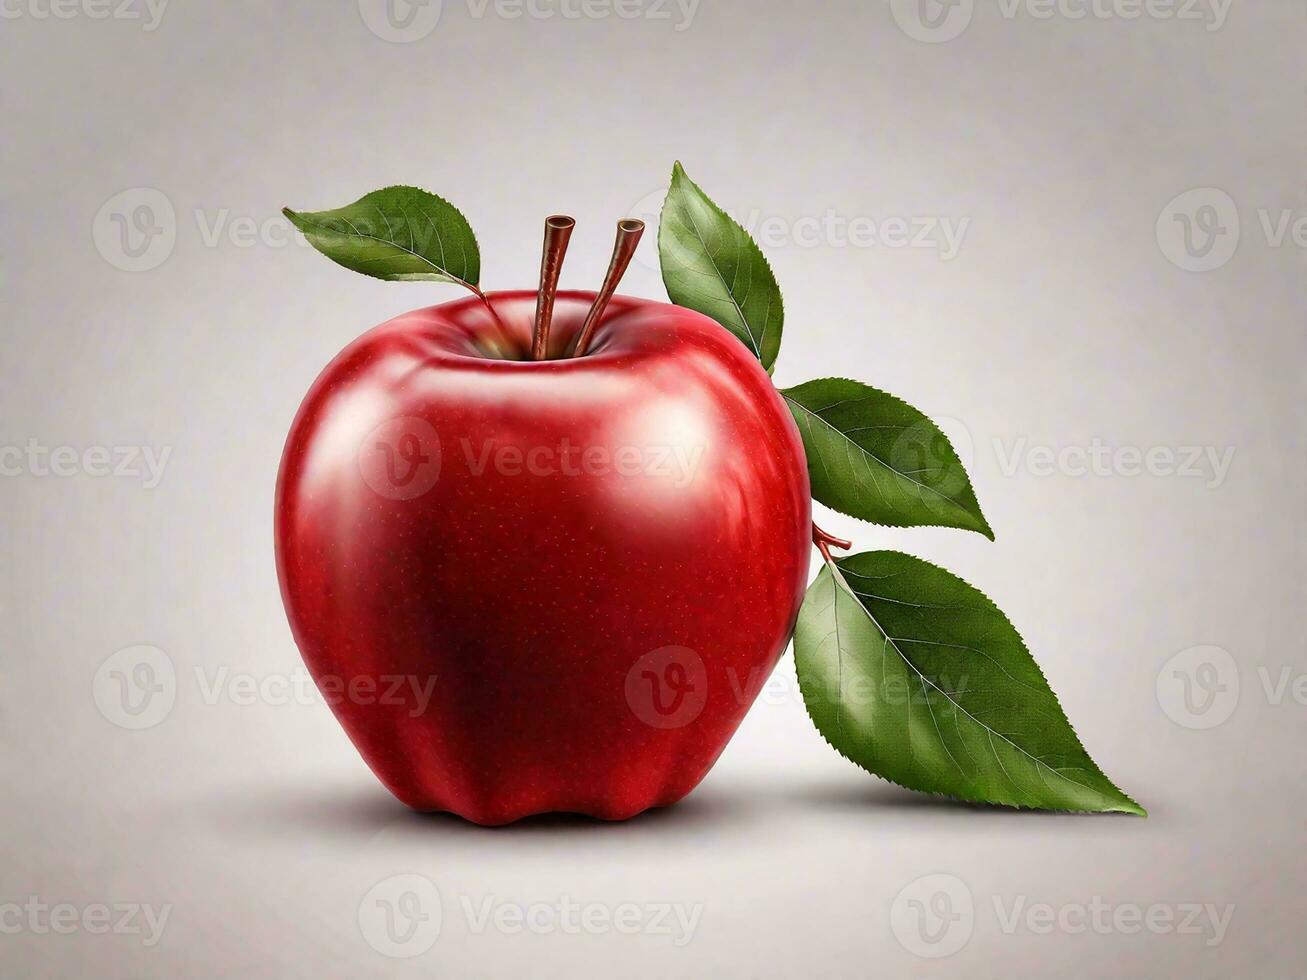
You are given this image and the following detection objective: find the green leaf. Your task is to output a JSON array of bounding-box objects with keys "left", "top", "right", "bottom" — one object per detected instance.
[
  {"left": 782, "top": 378, "right": 993, "bottom": 539},
  {"left": 658, "top": 162, "right": 783, "bottom": 371},
  {"left": 284, "top": 186, "right": 480, "bottom": 288},
  {"left": 795, "top": 551, "right": 1144, "bottom": 815}
]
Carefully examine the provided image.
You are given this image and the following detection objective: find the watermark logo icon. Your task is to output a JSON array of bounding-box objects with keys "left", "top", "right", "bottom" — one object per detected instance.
[
  {"left": 93, "top": 188, "right": 176, "bottom": 272},
  {"left": 891, "top": 873, "right": 974, "bottom": 958},
  {"left": 358, "top": 417, "right": 442, "bottom": 500},
  {"left": 1156, "top": 645, "right": 1239, "bottom": 729},
  {"left": 625, "top": 645, "right": 707, "bottom": 729},
  {"left": 1156, "top": 188, "right": 1240, "bottom": 272},
  {"left": 358, "top": 0, "right": 442, "bottom": 41},
  {"left": 93, "top": 645, "right": 176, "bottom": 729},
  {"left": 889, "top": 415, "right": 974, "bottom": 519},
  {"left": 890, "top": 0, "right": 974, "bottom": 43},
  {"left": 358, "top": 874, "right": 442, "bottom": 957}
]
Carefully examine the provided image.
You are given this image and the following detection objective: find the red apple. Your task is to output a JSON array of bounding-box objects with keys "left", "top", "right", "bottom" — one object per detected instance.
[{"left": 275, "top": 290, "right": 810, "bottom": 825}]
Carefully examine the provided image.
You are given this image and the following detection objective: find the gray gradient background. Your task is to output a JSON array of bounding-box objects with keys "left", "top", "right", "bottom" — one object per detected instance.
[{"left": 3, "top": 1, "right": 1304, "bottom": 976}]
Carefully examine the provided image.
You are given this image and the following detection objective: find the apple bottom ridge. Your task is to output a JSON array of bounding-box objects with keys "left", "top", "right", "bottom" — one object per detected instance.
[
  {"left": 399, "top": 798, "right": 687, "bottom": 828},
  {"left": 360, "top": 742, "right": 726, "bottom": 831},
  {"left": 383, "top": 781, "right": 705, "bottom": 827},
  {"left": 360, "top": 739, "right": 727, "bottom": 827}
]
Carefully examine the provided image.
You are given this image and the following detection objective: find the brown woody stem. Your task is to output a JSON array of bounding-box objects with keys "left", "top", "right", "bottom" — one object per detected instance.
[
  {"left": 812, "top": 523, "right": 852, "bottom": 564},
  {"left": 572, "top": 219, "right": 645, "bottom": 357},
  {"left": 530, "top": 215, "right": 576, "bottom": 360}
]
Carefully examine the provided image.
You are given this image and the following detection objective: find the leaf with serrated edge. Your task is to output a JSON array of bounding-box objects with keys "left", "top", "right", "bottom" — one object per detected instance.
[
  {"left": 284, "top": 186, "right": 480, "bottom": 287},
  {"left": 658, "top": 162, "right": 783, "bottom": 371},
  {"left": 783, "top": 377, "right": 992, "bottom": 538},
  {"left": 795, "top": 551, "right": 1144, "bottom": 814}
]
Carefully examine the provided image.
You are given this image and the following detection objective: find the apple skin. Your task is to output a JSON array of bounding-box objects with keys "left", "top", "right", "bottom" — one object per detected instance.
[{"left": 275, "top": 290, "right": 810, "bottom": 825}]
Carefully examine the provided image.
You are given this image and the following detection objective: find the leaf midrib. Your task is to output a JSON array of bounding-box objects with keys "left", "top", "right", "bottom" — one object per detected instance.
[
  {"left": 784, "top": 395, "right": 970, "bottom": 515},
  {"left": 298, "top": 212, "right": 475, "bottom": 292},
  {"left": 676, "top": 206, "right": 764, "bottom": 358},
  {"left": 824, "top": 563, "right": 1118, "bottom": 807}
]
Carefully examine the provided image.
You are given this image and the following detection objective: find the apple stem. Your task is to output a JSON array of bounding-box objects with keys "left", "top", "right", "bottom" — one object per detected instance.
[
  {"left": 530, "top": 215, "right": 576, "bottom": 360},
  {"left": 571, "top": 219, "right": 645, "bottom": 357},
  {"left": 811, "top": 523, "right": 852, "bottom": 564},
  {"left": 472, "top": 287, "right": 510, "bottom": 334}
]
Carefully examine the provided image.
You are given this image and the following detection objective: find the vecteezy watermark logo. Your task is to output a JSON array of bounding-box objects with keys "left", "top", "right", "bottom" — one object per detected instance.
[
  {"left": 0, "top": 439, "right": 171, "bottom": 488},
  {"left": 1156, "top": 188, "right": 1240, "bottom": 272},
  {"left": 1158, "top": 187, "right": 1307, "bottom": 271},
  {"left": 892, "top": 0, "right": 1231, "bottom": 41},
  {"left": 355, "top": 879, "right": 704, "bottom": 951},
  {"left": 94, "top": 658, "right": 440, "bottom": 724},
  {"left": 992, "top": 895, "right": 1234, "bottom": 945},
  {"left": 627, "top": 186, "right": 970, "bottom": 270},
  {"left": 359, "top": 0, "right": 696, "bottom": 37},
  {"left": 359, "top": 874, "right": 443, "bottom": 958},
  {"left": 0, "top": 899, "right": 172, "bottom": 946},
  {"left": 360, "top": 426, "right": 708, "bottom": 494},
  {"left": 193, "top": 667, "right": 439, "bottom": 718},
  {"left": 890, "top": 873, "right": 974, "bottom": 958},
  {"left": 97, "top": 196, "right": 426, "bottom": 265},
  {"left": 1259, "top": 665, "right": 1307, "bottom": 709},
  {"left": 92, "top": 645, "right": 177, "bottom": 729},
  {"left": 901, "top": 417, "right": 1237, "bottom": 488},
  {"left": 92, "top": 188, "right": 176, "bottom": 272},
  {"left": 992, "top": 438, "right": 1235, "bottom": 488},
  {"left": 460, "top": 438, "right": 705, "bottom": 487},
  {"left": 892, "top": 874, "right": 1234, "bottom": 954},
  {"left": 460, "top": 896, "right": 702, "bottom": 944},
  {"left": 358, "top": 417, "right": 442, "bottom": 501},
  {"left": 1156, "top": 645, "right": 1239, "bottom": 729},
  {"left": 0, "top": 0, "right": 169, "bottom": 30},
  {"left": 624, "top": 646, "right": 707, "bottom": 729},
  {"left": 357, "top": 0, "right": 443, "bottom": 41},
  {"left": 890, "top": 0, "right": 974, "bottom": 43}
]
